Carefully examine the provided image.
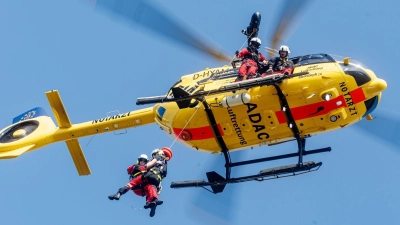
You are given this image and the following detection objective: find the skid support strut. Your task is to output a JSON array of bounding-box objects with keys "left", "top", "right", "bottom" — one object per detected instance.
[
  {"left": 202, "top": 100, "right": 231, "bottom": 180},
  {"left": 272, "top": 83, "right": 307, "bottom": 166}
]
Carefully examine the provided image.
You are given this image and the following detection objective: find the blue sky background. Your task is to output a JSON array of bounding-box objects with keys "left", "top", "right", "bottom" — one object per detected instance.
[{"left": 0, "top": 0, "right": 399, "bottom": 224}]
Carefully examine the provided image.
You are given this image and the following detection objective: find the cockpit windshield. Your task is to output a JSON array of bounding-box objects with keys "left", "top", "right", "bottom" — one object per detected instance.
[{"left": 291, "top": 53, "right": 336, "bottom": 66}]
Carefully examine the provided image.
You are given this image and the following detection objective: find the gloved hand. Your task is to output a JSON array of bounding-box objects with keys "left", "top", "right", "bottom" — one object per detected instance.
[
  {"left": 134, "top": 165, "right": 147, "bottom": 172},
  {"left": 127, "top": 165, "right": 135, "bottom": 174},
  {"left": 279, "top": 66, "right": 284, "bottom": 71},
  {"left": 235, "top": 50, "right": 239, "bottom": 57},
  {"left": 266, "top": 67, "right": 273, "bottom": 74}
]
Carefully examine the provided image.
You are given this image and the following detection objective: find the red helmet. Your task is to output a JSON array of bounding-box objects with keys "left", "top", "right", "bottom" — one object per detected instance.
[{"left": 161, "top": 147, "right": 173, "bottom": 161}]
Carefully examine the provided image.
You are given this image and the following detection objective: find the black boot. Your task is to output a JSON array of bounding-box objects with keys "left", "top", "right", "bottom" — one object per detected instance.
[
  {"left": 155, "top": 199, "right": 163, "bottom": 205},
  {"left": 108, "top": 186, "right": 129, "bottom": 201},
  {"left": 149, "top": 204, "right": 157, "bottom": 217},
  {"left": 108, "top": 192, "right": 121, "bottom": 200},
  {"left": 146, "top": 199, "right": 162, "bottom": 217},
  {"left": 143, "top": 201, "right": 156, "bottom": 209}
]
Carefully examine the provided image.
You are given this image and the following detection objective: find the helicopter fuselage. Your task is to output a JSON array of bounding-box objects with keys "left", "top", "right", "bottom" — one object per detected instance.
[{"left": 154, "top": 53, "right": 386, "bottom": 153}]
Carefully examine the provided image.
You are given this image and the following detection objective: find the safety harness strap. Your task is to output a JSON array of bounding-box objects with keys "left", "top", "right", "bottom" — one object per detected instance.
[
  {"left": 150, "top": 168, "right": 162, "bottom": 181},
  {"left": 133, "top": 171, "right": 145, "bottom": 177}
]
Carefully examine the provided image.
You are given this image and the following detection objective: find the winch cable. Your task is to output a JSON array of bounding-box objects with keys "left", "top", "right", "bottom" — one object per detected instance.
[{"left": 168, "top": 34, "right": 253, "bottom": 149}]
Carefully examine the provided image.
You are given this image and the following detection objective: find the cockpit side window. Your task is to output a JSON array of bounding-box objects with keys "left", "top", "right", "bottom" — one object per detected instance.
[
  {"left": 156, "top": 106, "right": 166, "bottom": 121},
  {"left": 339, "top": 63, "right": 371, "bottom": 86}
]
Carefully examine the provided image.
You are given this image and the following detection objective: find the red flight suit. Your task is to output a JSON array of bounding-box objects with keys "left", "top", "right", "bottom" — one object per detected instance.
[
  {"left": 127, "top": 158, "right": 164, "bottom": 203},
  {"left": 237, "top": 47, "right": 266, "bottom": 80}
]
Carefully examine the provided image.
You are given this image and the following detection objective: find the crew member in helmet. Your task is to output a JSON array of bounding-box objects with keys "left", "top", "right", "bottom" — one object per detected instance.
[
  {"left": 265, "top": 45, "right": 294, "bottom": 75},
  {"left": 108, "top": 154, "right": 153, "bottom": 202},
  {"left": 235, "top": 37, "right": 268, "bottom": 82},
  {"left": 108, "top": 148, "right": 172, "bottom": 217},
  {"left": 145, "top": 149, "right": 168, "bottom": 198},
  {"left": 153, "top": 147, "right": 172, "bottom": 195},
  {"left": 128, "top": 154, "right": 148, "bottom": 197}
]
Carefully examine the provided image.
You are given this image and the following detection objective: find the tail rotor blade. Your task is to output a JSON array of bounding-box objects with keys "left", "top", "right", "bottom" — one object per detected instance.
[{"left": 94, "top": 0, "right": 231, "bottom": 61}]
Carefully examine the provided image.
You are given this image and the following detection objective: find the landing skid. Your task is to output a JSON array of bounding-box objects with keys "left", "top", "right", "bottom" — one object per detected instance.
[
  {"left": 170, "top": 82, "right": 331, "bottom": 194},
  {"left": 170, "top": 142, "right": 329, "bottom": 194}
]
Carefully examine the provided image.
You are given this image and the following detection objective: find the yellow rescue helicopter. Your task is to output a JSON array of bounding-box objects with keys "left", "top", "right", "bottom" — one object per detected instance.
[{"left": 0, "top": 0, "right": 387, "bottom": 193}]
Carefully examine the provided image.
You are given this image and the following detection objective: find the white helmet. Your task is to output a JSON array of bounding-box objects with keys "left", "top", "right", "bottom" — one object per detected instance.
[
  {"left": 278, "top": 45, "right": 290, "bottom": 55},
  {"left": 137, "top": 154, "right": 148, "bottom": 163},
  {"left": 151, "top": 149, "right": 161, "bottom": 156},
  {"left": 250, "top": 37, "right": 262, "bottom": 49}
]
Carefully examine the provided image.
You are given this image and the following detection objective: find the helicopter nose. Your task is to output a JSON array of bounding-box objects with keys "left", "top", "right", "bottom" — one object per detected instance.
[{"left": 364, "top": 78, "right": 387, "bottom": 98}]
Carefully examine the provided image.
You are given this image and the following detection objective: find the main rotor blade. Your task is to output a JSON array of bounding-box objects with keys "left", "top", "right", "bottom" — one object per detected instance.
[
  {"left": 94, "top": 0, "right": 231, "bottom": 61},
  {"left": 269, "top": 0, "right": 313, "bottom": 57},
  {"left": 355, "top": 111, "right": 400, "bottom": 150}
]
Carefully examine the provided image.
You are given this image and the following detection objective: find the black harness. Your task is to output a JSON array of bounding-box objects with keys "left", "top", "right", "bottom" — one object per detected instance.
[{"left": 242, "top": 47, "right": 262, "bottom": 63}]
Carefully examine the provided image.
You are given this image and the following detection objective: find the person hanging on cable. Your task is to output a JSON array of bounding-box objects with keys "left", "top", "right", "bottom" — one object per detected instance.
[
  {"left": 235, "top": 37, "right": 268, "bottom": 82},
  {"left": 108, "top": 147, "right": 172, "bottom": 217}
]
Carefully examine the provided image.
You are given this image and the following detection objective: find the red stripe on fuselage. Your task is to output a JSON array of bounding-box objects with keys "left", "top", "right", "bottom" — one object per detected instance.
[
  {"left": 349, "top": 87, "right": 366, "bottom": 104},
  {"left": 275, "top": 111, "right": 286, "bottom": 124},
  {"left": 290, "top": 95, "right": 346, "bottom": 120},
  {"left": 173, "top": 125, "right": 224, "bottom": 140},
  {"left": 275, "top": 87, "right": 366, "bottom": 124}
]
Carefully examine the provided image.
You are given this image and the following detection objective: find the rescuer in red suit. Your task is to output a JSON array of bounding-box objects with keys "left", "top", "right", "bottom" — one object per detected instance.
[
  {"left": 235, "top": 37, "right": 268, "bottom": 81},
  {"left": 108, "top": 147, "right": 172, "bottom": 217}
]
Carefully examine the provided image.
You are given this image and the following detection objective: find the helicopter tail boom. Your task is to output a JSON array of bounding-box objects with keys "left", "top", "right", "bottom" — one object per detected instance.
[
  {"left": 0, "top": 90, "right": 156, "bottom": 176},
  {"left": 46, "top": 90, "right": 157, "bottom": 175}
]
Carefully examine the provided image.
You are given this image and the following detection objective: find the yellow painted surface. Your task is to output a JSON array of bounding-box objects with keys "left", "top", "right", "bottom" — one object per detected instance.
[{"left": 65, "top": 139, "right": 91, "bottom": 176}]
